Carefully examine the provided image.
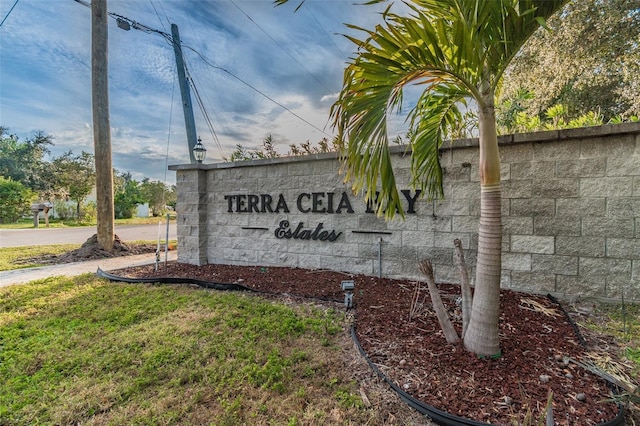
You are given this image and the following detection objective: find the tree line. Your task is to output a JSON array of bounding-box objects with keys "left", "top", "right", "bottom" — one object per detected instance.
[{"left": 0, "top": 127, "right": 176, "bottom": 224}]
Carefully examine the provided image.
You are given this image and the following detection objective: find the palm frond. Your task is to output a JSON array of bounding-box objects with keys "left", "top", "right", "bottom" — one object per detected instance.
[{"left": 329, "top": 0, "right": 569, "bottom": 219}]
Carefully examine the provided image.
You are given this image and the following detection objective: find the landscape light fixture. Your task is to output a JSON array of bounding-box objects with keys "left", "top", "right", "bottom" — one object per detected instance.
[
  {"left": 341, "top": 280, "right": 355, "bottom": 309},
  {"left": 193, "top": 137, "right": 206, "bottom": 163}
]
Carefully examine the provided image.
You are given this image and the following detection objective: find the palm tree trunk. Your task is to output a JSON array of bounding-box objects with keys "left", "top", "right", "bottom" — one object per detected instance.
[{"left": 463, "top": 83, "right": 503, "bottom": 357}]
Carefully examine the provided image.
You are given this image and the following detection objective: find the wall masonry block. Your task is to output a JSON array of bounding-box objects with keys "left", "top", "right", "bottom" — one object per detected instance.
[
  {"left": 434, "top": 198, "right": 470, "bottom": 216},
  {"left": 606, "top": 198, "right": 640, "bottom": 218},
  {"left": 581, "top": 218, "right": 635, "bottom": 238},
  {"left": 606, "top": 154, "right": 640, "bottom": 177},
  {"left": 443, "top": 164, "right": 471, "bottom": 182},
  {"left": 402, "top": 230, "right": 435, "bottom": 247},
  {"left": 580, "top": 177, "right": 634, "bottom": 197},
  {"left": 534, "top": 217, "right": 581, "bottom": 236},
  {"left": 607, "top": 238, "right": 640, "bottom": 258},
  {"left": 502, "top": 253, "right": 532, "bottom": 271},
  {"left": 579, "top": 257, "right": 631, "bottom": 277},
  {"left": 417, "top": 216, "right": 452, "bottom": 232},
  {"left": 534, "top": 139, "right": 582, "bottom": 160},
  {"left": 604, "top": 276, "right": 636, "bottom": 300},
  {"left": 556, "top": 236, "right": 605, "bottom": 257},
  {"left": 510, "top": 271, "right": 556, "bottom": 293},
  {"left": 501, "top": 179, "right": 532, "bottom": 198},
  {"left": 532, "top": 179, "right": 580, "bottom": 198},
  {"left": 511, "top": 235, "right": 554, "bottom": 254},
  {"left": 556, "top": 158, "right": 606, "bottom": 178},
  {"left": 499, "top": 142, "right": 534, "bottom": 162},
  {"left": 510, "top": 198, "right": 555, "bottom": 217},
  {"left": 532, "top": 254, "right": 578, "bottom": 275},
  {"left": 556, "top": 276, "right": 603, "bottom": 298},
  {"left": 580, "top": 135, "right": 634, "bottom": 158},
  {"left": 556, "top": 198, "right": 606, "bottom": 217},
  {"left": 510, "top": 161, "right": 555, "bottom": 180},
  {"left": 503, "top": 217, "right": 534, "bottom": 235},
  {"left": 452, "top": 216, "right": 480, "bottom": 233}
]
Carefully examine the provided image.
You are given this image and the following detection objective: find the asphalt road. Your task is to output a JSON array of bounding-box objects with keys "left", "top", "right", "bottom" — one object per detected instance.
[{"left": 0, "top": 223, "right": 177, "bottom": 248}]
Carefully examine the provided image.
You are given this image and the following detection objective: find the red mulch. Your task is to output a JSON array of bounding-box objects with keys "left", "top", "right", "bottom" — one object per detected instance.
[{"left": 111, "top": 262, "right": 624, "bottom": 425}]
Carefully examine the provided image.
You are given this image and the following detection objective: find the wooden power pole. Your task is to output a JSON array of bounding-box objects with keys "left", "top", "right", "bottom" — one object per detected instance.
[
  {"left": 171, "top": 24, "right": 198, "bottom": 164},
  {"left": 91, "top": 0, "right": 115, "bottom": 252}
]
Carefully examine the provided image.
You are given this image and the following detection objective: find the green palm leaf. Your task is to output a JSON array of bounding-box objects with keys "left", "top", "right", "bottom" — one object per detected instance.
[{"left": 328, "top": 0, "right": 567, "bottom": 219}]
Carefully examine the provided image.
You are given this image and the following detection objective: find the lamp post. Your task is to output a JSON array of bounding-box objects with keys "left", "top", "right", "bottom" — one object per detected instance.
[{"left": 193, "top": 137, "right": 206, "bottom": 163}]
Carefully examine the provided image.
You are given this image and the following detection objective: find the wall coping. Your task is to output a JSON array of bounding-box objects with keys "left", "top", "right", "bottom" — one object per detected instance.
[{"left": 168, "top": 122, "right": 640, "bottom": 172}]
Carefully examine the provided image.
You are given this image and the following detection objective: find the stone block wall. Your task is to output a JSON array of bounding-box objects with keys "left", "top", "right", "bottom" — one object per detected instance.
[{"left": 170, "top": 123, "right": 640, "bottom": 300}]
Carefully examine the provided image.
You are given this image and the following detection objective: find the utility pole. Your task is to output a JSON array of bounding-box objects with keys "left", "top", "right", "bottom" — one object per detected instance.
[
  {"left": 171, "top": 23, "right": 198, "bottom": 164},
  {"left": 92, "top": 0, "right": 115, "bottom": 252}
]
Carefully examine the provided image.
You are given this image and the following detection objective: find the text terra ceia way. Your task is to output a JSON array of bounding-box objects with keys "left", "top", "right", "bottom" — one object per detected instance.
[{"left": 223, "top": 190, "right": 422, "bottom": 242}]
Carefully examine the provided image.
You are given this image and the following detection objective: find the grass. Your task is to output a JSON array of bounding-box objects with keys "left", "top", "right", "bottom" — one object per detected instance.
[
  {"left": 0, "top": 216, "right": 174, "bottom": 230},
  {"left": 0, "top": 244, "right": 80, "bottom": 271},
  {"left": 0, "top": 275, "right": 378, "bottom": 425},
  {"left": 579, "top": 301, "right": 640, "bottom": 386},
  {"left": 0, "top": 240, "right": 170, "bottom": 272}
]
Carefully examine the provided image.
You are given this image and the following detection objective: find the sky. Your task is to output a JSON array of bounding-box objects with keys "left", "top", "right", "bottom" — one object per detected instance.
[{"left": 0, "top": 0, "right": 412, "bottom": 186}]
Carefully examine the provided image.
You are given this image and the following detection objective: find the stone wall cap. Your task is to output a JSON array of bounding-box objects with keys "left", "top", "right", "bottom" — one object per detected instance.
[{"left": 169, "top": 123, "right": 640, "bottom": 171}]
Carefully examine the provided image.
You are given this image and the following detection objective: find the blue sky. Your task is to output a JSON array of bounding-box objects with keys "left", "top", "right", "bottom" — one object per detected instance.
[{"left": 0, "top": 0, "right": 411, "bottom": 185}]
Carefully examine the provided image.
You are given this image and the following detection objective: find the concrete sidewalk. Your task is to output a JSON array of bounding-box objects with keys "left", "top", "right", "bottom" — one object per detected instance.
[{"left": 0, "top": 251, "right": 178, "bottom": 288}]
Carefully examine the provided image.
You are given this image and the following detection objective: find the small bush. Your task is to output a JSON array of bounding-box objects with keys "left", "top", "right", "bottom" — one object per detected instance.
[{"left": 0, "top": 177, "right": 35, "bottom": 223}]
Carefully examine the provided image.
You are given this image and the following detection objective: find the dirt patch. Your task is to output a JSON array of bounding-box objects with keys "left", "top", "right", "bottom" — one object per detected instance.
[
  {"left": 109, "top": 261, "right": 637, "bottom": 425},
  {"left": 50, "top": 234, "right": 157, "bottom": 264}
]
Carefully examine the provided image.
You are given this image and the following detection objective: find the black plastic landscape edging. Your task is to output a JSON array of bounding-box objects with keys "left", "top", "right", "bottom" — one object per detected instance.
[
  {"left": 95, "top": 268, "right": 260, "bottom": 293},
  {"left": 96, "top": 268, "right": 625, "bottom": 426}
]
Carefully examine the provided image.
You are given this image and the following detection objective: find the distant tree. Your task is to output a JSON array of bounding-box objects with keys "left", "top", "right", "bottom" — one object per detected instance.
[
  {"left": 166, "top": 185, "right": 177, "bottom": 210},
  {"left": 114, "top": 172, "right": 142, "bottom": 219},
  {"left": 0, "top": 176, "right": 36, "bottom": 223},
  {"left": 52, "top": 151, "right": 96, "bottom": 220},
  {"left": 499, "top": 0, "right": 640, "bottom": 121},
  {"left": 0, "top": 127, "right": 54, "bottom": 195},
  {"left": 140, "top": 178, "right": 175, "bottom": 217}
]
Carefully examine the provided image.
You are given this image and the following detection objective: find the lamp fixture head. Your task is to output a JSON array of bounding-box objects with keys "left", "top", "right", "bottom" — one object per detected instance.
[{"left": 193, "top": 137, "right": 206, "bottom": 163}]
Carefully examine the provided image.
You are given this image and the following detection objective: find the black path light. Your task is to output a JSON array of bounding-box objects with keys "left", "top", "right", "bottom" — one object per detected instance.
[
  {"left": 193, "top": 137, "right": 206, "bottom": 163},
  {"left": 341, "top": 280, "right": 355, "bottom": 309}
]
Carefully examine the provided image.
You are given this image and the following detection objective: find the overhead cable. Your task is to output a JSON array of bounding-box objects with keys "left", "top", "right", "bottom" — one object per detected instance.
[
  {"left": 230, "top": 0, "right": 333, "bottom": 93},
  {"left": 0, "top": 0, "right": 20, "bottom": 29},
  {"left": 71, "top": 0, "right": 330, "bottom": 138}
]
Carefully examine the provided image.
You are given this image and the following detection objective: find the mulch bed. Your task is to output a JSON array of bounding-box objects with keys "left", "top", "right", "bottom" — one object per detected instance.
[{"left": 109, "top": 261, "right": 627, "bottom": 425}]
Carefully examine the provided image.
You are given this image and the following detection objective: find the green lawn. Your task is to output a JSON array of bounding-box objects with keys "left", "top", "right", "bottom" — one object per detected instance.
[
  {"left": 0, "top": 276, "right": 378, "bottom": 425},
  {"left": 0, "top": 216, "right": 175, "bottom": 230},
  {"left": 0, "top": 244, "right": 80, "bottom": 271},
  {"left": 0, "top": 241, "right": 168, "bottom": 271}
]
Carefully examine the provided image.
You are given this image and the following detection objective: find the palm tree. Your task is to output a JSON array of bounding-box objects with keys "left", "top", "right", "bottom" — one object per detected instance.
[{"left": 278, "top": 0, "right": 569, "bottom": 356}]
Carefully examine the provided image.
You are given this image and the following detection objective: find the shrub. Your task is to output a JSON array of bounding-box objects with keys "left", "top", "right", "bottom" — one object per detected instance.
[{"left": 0, "top": 177, "right": 36, "bottom": 223}]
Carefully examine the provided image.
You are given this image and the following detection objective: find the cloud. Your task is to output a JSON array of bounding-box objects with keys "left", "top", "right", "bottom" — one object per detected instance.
[
  {"left": 321, "top": 92, "right": 339, "bottom": 103},
  {"left": 1, "top": 0, "right": 403, "bottom": 185}
]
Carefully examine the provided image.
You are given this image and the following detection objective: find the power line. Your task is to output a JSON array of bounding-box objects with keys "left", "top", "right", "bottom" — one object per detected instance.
[
  {"left": 303, "top": 3, "right": 347, "bottom": 58},
  {"left": 183, "top": 55, "right": 226, "bottom": 158},
  {"left": 148, "top": 0, "right": 168, "bottom": 33},
  {"left": 230, "top": 0, "right": 333, "bottom": 93},
  {"left": 72, "top": 0, "right": 330, "bottom": 138},
  {"left": 0, "top": 0, "right": 20, "bottom": 29},
  {"left": 183, "top": 44, "right": 330, "bottom": 137}
]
